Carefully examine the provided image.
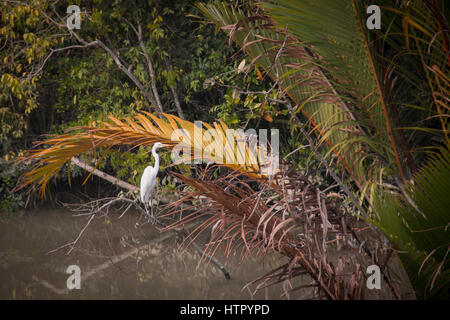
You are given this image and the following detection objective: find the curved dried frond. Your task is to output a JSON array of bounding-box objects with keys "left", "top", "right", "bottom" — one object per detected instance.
[
  {"left": 16, "top": 112, "right": 277, "bottom": 196},
  {"left": 160, "top": 165, "right": 386, "bottom": 300}
]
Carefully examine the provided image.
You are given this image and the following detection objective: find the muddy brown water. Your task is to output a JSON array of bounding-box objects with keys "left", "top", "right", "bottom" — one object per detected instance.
[{"left": 0, "top": 208, "right": 315, "bottom": 300}]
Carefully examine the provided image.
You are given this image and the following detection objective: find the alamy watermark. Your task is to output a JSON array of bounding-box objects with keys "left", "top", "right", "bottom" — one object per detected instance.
[
  {"left": 366, "top": 264, "right": 381, "bottom": 289},
  {"left": 65, "top": 4, "right": 381, "bottom": 32},
  {"left": 66, "top": 5, "right": 81, "bottom": 30},
  {"left": 66, "top": 264, "right": 81, "bottom": 290},
  {"left": 169, "top": 122, "right": 280, "bottom": 177},
  {"left": 366, "top": 5, "right": 381, "bottom": 30}
]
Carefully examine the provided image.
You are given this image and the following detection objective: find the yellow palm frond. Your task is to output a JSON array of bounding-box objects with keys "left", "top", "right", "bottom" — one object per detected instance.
[{"left": 17, "top": 112, "right": 276, "bottom": 196}]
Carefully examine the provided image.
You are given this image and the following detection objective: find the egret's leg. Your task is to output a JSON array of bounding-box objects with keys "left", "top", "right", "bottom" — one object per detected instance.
[
  {"left": 149, "top": 194, "right": 154, "bottom": 218},
  {"left": 143, "top": 202, "right": 150, "bottom": 219}
]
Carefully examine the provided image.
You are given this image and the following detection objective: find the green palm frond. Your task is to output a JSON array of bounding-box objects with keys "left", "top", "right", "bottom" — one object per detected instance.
[
  {"left": 371, "top": 145, "right": 450, "bottom": 299},
  {"left": 197, "top": 1, "right": 374, "bottom": 190},
  {"left": 379, "top": 0, "right": 450, "bottom": 148},
  {"left": 260, "top": 0, "right": 409, "bottom": 181}
]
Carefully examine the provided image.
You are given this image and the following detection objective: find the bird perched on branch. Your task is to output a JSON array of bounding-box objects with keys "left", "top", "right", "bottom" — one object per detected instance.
[{"left": 140, "top": 142, "right": 164, "bottom": 217}]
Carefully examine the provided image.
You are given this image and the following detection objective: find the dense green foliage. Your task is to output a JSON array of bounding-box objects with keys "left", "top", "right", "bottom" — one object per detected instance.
[
  {"left": 372, "top": 147, "right": 450, "bottom": 299},
  {"left": 2, "top": 0, "right": 303, "bottom": 204}
]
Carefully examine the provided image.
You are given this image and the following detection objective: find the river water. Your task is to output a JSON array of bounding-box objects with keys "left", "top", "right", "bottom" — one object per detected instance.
[{"left": 0, "top": 208, "right": 312, "bottom": 299}]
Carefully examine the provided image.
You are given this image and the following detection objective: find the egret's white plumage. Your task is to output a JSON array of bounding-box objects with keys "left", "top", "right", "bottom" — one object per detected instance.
[
  {"left": 140, "top": 165, "right": 156, "bottom": 203},
  {"left": 140, "top": 142, "right": 163, "bottom": 216}
]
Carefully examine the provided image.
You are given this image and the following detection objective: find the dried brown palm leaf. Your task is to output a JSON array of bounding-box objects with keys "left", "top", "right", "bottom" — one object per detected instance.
[{"left": 162, "top": 165, "right": 368, "bottom": 300}]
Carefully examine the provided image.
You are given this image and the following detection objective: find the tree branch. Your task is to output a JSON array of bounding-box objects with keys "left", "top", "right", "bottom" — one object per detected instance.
[
  {"left": 164, "top": 57, "right": 185, "bottom": 119},
  {"left": 45, "top": 9, "right": 162, "bottom": 114},
  {"left": 71, "top": 157, "right": 139, "bottom": 193},
  {"left": 136, "top": 23, "right": 164, "bottom": 115}
]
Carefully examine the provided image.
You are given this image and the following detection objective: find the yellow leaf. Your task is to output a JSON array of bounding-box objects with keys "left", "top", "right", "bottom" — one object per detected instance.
[{"left": 17, "top": 112, "right": 275, "bottom": 197}]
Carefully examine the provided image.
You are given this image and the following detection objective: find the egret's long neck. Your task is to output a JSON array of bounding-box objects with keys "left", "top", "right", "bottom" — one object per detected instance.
[{"left": 152, "top": 145, "right": 159, "bottom": 171}]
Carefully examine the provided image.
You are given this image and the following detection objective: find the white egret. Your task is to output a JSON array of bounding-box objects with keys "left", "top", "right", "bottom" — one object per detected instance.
[{"left": 140, "top": 142, "right": 164, "bottom": 217}]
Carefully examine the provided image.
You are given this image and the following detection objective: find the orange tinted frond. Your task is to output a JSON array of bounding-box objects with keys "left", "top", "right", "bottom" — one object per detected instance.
[{"left": 17, "top": 113, "right": 277, "bottom": 196}]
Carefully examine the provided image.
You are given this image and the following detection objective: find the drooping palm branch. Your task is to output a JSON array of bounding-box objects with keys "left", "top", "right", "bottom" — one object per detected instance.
[
  {"left": 197, "top": 1, "right": 386, "bottom": 192},
  {"left": 16, "top": 112, "right": 275, "bottom": 196},
  {"left": 371, "top": 145, "right": 450, "bottom": 299},
  {"left": 161, "top": 166, "right": 368, "bottom": 299}
]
